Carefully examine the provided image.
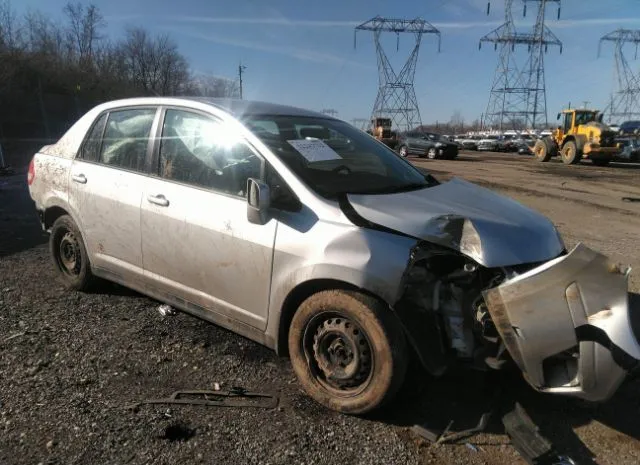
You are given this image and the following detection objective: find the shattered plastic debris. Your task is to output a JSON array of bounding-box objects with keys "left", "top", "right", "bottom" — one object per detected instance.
[{"left": 157, "top": 304, "right": 177, "bottom": 317}]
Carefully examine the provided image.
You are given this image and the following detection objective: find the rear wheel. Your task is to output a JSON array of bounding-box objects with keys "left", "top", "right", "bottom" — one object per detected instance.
[
  {"left": 288, "top": 290, "right": 408, "bottom": 415},
  {"left": 533, "top": 139, "right": 552, "bottom": 162},
  {"left": 398, "top": 145, "right": 408, "bottom": 157},
  {"left": 561, "top": 140, "right": 581, "bottom": 164},
  {"left": 50, "top": 215, "right": 96, "bottom": 291}
]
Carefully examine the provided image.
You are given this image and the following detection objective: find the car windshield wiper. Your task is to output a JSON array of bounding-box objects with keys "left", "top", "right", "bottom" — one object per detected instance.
[{"left": 352, "top": 182, "right": 429, "bottom": 195}]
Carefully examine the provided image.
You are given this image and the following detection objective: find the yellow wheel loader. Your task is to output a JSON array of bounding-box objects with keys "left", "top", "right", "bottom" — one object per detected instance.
[{"left": 533, "top": 109, "right": 620, "bottom": 166}]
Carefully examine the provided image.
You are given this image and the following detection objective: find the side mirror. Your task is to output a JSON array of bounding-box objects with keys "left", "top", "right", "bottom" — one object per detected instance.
[
  {"left": 246, "top": 178, "right": 271, "bottom": 225},
  {"left": 556, "top": 113, "right": 561, "bottom": 121}
]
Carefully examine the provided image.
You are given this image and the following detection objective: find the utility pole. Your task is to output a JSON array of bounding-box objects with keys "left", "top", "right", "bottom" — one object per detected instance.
[{"left": 238, "top": 63, "right": 247, "bottom": 99}]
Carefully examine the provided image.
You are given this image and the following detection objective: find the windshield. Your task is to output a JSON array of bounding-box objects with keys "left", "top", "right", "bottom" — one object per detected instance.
[
  {"left": 575, "top": 111, "right": 597, "bottom": 126},
  {"left": 244, "top": 115, "right": 431, "bottom": 198}
]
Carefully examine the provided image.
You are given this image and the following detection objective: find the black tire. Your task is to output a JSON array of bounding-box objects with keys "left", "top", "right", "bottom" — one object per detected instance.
[
  {"left": 398, "top": 145, "right": 408, "bottom": 157},
  {"left": 592, "top": 158, "right": 611, "bottom": 167},
  {"left": 288, "top": 290, "right": 408, "bottom": 415},
  {"left": 50, "top": 215, "right": 95, "bottom": 291},
  {"left": 561, "top": 140, "right": 581, "bottom": 164},
  {"left": 426, "top": 147, "right": 438, "bottom": 159},
  {"left": 533, "top": 139, "right": 552, "bottom": 162}
]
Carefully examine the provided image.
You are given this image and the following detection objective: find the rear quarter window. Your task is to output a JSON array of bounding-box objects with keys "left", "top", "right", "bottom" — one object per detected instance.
[{"left": 79, "top": 113, "right": 108, "bottom": 162}]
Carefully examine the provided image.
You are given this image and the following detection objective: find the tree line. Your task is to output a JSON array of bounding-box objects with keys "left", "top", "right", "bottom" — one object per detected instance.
[{"left": 0, "top": 1, "right": 238, "bottom": 166}]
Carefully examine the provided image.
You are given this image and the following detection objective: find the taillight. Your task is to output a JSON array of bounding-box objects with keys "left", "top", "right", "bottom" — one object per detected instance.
[{"left": 27, "top": 158, "right": 35, "bottom": 185}]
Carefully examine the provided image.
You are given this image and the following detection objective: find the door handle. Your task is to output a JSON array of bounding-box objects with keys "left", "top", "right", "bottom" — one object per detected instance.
[
  {"left": 147, "top": 194, "right": 169, "bottom": 207},
  {"left": 72, "top": 174, "right": 87, "bottom": 184}
]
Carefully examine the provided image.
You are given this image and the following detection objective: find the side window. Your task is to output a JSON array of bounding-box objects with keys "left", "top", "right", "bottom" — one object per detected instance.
[
  {"left": 158, "top": 109, "right": 262, "bottom": 198},
  {"left": 99, "top": 108, "right": 156, "bottom": 172},
  {"left": 563, "top": 113, "right": 572, "bottom": 133},
  {"left": 80, "top": 113, "right": 107, "bottom": 162}
]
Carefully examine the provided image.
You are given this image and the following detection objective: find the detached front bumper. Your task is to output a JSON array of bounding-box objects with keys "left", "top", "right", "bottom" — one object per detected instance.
[{"left": 483, "top": 243, "right": 640, "bottom": 402}]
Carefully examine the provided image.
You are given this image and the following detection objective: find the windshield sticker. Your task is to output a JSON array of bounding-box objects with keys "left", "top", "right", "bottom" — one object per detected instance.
[{"left": 287, "top": 139, "right": 342, "bottom": 162}]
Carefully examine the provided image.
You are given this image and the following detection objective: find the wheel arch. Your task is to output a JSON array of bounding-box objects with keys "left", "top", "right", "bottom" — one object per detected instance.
[
  {"left": 562, "top": 134, "right": 587, "bottom": 152},
  {"left": 44, "top": 205, "right": 71, "bottom": 230}
]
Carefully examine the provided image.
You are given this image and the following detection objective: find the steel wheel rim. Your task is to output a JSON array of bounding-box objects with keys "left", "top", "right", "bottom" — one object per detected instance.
[
  {"left": 57, "top": 231, "right": 81, "bottom": 276},
  {"left": 428, "top": 148, "right": 437, "bottom": 159},
  {"left": 399, "top": 146, "right": 407, "bottom": 157},
  {"left": 563, "top": 144, "right": 575, "bottom": 161},
  {"left": 302, "top": 312, "right": 374, "bottom": 397}
]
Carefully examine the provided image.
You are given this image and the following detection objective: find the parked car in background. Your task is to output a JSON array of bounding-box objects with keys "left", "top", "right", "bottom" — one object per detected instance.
[
  {"left": 459, "top": 135, "right": 480, "bottom": 151},
  {"left": 498, "top": 134, "right": 519, "bottom": 152},
  {"left": 619, "top": 120, "right": 640, "bottom": 136},
  {"left": 517, "top": 139, "right": 536, "bottom": 155},
  {"left": 615, "top": 137, "right": 640, "bottom": 162},
  {"left": 477, "top": 135, "right": 500, "bottom": 151},
  {"left": 397, "top": 131, "right": 459, "bottom": 159}
]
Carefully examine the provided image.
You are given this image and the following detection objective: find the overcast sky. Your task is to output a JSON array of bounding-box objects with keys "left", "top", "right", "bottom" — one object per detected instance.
[{"left": 16, "top": 0, "right": 640, "bottom": 125}]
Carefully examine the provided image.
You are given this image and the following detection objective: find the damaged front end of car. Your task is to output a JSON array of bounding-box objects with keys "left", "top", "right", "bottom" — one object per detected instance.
[{"left": 395, "top": 241, "right": 640, "bottom": 402}]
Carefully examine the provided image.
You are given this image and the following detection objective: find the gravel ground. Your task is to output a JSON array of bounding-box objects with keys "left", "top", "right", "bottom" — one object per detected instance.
[{"left": 1, "top": 152, "right": 639, "bottom": 465}]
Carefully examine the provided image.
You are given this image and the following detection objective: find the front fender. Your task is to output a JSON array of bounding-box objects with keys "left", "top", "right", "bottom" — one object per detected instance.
[{"left": 265, "top": 214, "right": 417, "bottom": 345}]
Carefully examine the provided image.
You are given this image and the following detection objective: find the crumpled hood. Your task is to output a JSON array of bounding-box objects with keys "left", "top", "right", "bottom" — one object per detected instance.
[{"left": 346, "top": 177, "right": 564, "bottom": 268}]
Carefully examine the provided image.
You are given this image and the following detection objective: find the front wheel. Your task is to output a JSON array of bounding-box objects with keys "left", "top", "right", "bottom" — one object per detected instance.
[
  {"left": 288, "top": 290, "right": 408, "bottom": 415},
  {"left": 426, "top": 148, "right": 438, "bottom": 159},
  {"left": 398, "top": 145, "right": 408, "bottom": 157},
  {"left": 561, "top": 140, "right": 581, "bottom": 164},
  {"left": 50, "top": 215, "right": 96, "bottom": 291}
]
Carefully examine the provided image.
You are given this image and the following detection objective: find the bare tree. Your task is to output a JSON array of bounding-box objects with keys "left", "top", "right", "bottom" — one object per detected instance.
[
  {"left": 449, "top": 110, "right": 465, "bottom": 132},
  {"left": 63, "top": 2, "right": 105, "bottom": 66},
  {"left": 122, "top": 27, "right": 190, "bottom": 95},
  {"left": 189, "top": 73, "right": 239, "bottom": 98},
  {"left": 22, "top": 10, "right": 66, "bottom": 60},
  {"left": 0, "top": 0, "right": 19, "bottom": 50}
]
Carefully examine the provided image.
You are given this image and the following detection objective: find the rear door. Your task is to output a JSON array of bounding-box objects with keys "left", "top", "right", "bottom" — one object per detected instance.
[
  {"left": 68, "top": 107, "right": 159, "bottom": 282},
  {"left": 140, "top": 107, "right": 277, "bottom": 330}
]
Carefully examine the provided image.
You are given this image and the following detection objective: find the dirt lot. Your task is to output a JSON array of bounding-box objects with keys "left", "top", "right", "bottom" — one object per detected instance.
[{"left": 1, "top": 151, "right": 639, "bottom": 465}]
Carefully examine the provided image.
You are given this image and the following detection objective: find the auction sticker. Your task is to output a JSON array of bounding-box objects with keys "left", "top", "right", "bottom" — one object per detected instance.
[{"left": 288, "top": 139, "right": 342, "bottom": 162}]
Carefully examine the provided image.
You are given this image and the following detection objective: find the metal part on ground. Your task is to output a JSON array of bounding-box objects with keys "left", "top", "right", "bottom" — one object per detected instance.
[
  {"left": 127, "top": 388, "right": 279, "bottom": 409},
  {"left": 502, "top": 403, "right": 576, "bottom": 465},
  {"left": 157, "top": 304, "right": 177, "bottom": 317}
]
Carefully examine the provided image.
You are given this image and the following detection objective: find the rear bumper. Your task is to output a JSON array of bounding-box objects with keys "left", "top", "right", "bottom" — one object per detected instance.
[{"left": 483, "top": 243, "right": 639, "bottom": 402}]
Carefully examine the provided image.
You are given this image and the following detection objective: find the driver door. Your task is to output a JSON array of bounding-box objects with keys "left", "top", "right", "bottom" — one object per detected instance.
[{"left": 140, "top": 107, "right": 276, "bottom": 330}]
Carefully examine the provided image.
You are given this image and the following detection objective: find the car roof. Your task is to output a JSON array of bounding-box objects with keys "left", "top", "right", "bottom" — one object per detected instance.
[{"left": 96, "top": 96, "right": 335, "bottom": 120}]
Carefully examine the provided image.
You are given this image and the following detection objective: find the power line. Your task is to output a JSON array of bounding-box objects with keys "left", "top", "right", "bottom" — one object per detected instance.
[
  {"left": 354, "top": 16, "right": 441, "bottom": 132},
  {"left": 599, "top": 29, "right": 640, "bottom": 123},
  {"left": 480, "top": 1, "right": 561, "bottom": 130}
]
